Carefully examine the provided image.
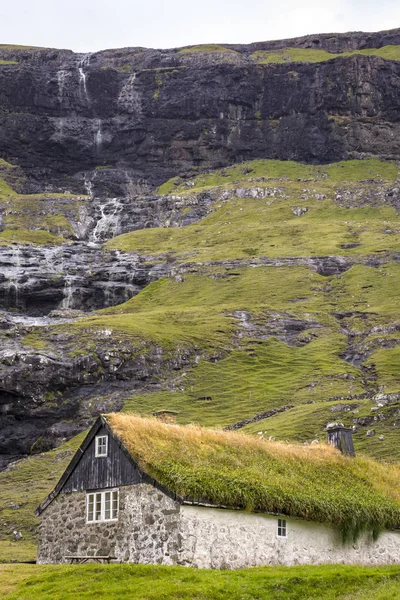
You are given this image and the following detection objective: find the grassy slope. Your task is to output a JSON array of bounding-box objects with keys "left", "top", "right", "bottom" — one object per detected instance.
[
  {"left": 81, "top": 159, "right": 400, "bottom": 440},
  {"left": 108, "top": 159, "right": 400, "bottom": 261},
  {"left": 243, "top": 400, "right": 400, "bottom": 461},
  {"left": 0, "top": 161, "right": 85, "bottom": 245},
  {"left": 1, "top": 564, "right": 400, "bottom": 600},
  {"left": 250, "top": 45, "right": 400, "bottom": 64},
  {"left": 96, "top": 262, "right": 400, "bottom": 434},
  {"left": 3, "top": 158, "right": 400, "bottom": 561},
  {"left": 0, "top": 435, "right": 84, "bottom": 562}
]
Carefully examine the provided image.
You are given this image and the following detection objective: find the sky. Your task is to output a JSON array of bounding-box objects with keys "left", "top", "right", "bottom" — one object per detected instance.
[{"left": 1, "top": 0, "right": 400, "bottom": 53}]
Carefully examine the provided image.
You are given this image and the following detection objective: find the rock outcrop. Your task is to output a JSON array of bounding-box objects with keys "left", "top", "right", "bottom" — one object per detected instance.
[{"left": 0, "top": 29, "right": 400, "bottom": 191}]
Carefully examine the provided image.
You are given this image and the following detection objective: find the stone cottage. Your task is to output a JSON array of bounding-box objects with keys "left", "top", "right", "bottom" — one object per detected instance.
[{"left": 36, "top": 413, "right": 400, "bottom": 568}]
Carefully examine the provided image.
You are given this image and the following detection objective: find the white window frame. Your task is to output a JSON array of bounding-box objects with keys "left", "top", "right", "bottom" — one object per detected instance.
[
  {"left": 86, "top": 489, "right": 119, "bottom": 523},
  {"left": 95, "top": 435, "right": 108, "bottom": 457},
  {"left": 277, "top": 518, "right": 287, "bottom": 538}
]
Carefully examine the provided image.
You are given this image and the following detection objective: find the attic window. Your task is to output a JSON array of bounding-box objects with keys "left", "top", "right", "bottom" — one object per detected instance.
[
  {"left": 95, "top": 435, "right": 108, "bottom": 457},
  {"left": 277, "top": 519, "right": 287, "bottom": 538},
  {"left": 86, "top": 490, "right": 119, "bottom": 523}
]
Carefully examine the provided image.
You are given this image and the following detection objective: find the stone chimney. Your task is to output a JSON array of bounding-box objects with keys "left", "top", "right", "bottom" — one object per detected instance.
[{"left": 326, "top": 422, "right": 355, "bottom": 457}]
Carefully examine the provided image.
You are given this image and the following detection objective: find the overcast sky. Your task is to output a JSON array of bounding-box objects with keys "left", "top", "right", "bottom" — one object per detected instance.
[{"left": 2, "top": 0, "right": 400, "bottom": 53}]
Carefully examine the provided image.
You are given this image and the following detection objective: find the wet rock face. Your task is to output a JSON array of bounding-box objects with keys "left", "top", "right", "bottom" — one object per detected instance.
[
  {"left": 1, "top": 31, "right": 400, "bottom": 188},
  {"left": 0, "top": 332, "right": 197, "bottom": 460},
  {"left": 0, "top": 244, "right": 166, "bottom": 315}
]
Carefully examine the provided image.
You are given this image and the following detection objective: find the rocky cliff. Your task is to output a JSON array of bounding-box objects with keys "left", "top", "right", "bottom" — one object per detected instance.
[
  {"left": 1, "top": 30, "right": 400, "bottom": 470},
  {"left": 1, "top": 28, "right": 400, "bottom": 192}
]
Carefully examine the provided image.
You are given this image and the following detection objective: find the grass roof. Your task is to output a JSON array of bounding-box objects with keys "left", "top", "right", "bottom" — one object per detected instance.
[{"left": 106, "top": 414, "right": 400, "bottom": 542}]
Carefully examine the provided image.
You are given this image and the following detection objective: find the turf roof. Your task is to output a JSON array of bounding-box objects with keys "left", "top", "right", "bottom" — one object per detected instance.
[{"left": 106, "top": 414, "right": 400, "bottom": 542}]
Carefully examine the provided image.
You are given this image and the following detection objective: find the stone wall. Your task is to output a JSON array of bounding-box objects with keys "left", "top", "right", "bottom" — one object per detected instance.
[
  {"left": 37, "top": 483, "right": 180, "bottom": 565},
  {"left": 38, "top": 484, "right": 400, "bottom": 568}
]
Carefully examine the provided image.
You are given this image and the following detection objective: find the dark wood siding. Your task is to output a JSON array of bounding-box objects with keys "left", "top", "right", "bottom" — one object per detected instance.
[{"left": 61, "top": 426, "right": 142, "bottom": 492}]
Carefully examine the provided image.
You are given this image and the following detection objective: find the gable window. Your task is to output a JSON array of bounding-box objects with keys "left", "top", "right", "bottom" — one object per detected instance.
[
  {"left": 95, "top": 435, "right": 108, "bottom": 457},
  {"left": 277, "top": 518, "right": 287, "bottom": 538},
  {"left": 87, "top": 490, "right": 119, "bottom": 523}
]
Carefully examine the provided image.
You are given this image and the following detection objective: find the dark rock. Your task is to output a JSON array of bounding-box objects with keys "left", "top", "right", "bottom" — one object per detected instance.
[{"left": 1, "top": 31, "right": 400, "bottom": 190}]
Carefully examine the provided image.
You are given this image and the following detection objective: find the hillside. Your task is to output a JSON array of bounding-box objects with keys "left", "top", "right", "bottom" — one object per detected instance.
[
  {"left": 0, "top": 29, "right": 399, "bottom": 562},
  {"left": 1, "top": 157, "right": 400, "bottom": 560}
]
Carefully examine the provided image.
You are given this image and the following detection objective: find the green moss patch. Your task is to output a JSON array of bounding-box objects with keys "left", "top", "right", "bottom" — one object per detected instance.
[
  {"left": 179, "top": 44, "right": 236, "bottom": 54},
  {"left": 250, "top": 45, "right": 400, "bottom": 64},
  {"left": 0, "top": 229, "right": 66, "bottom": 246},
  {"left": 0, "top": 167, "right": 86, "bottom": 245}
]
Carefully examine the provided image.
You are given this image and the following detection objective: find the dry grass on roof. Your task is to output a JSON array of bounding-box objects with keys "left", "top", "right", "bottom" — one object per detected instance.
[{"left": 106, "top": 413, "right": 400, "bottom": 542}]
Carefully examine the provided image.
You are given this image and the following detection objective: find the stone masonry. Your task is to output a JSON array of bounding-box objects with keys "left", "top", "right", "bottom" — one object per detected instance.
[{"left": 38, "top": 483, "right": 400, "bottom": 568}]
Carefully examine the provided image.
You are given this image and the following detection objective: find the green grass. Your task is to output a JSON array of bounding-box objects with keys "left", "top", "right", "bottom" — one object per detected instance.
[
  {"left": 158, "top": 158, "right": 398, "bottom": 195},
  {"left": 123, "top": 334, "right": 362, "bottom": 427},
  {"left": 110, "top": 159, "right": 400, "bottom": 261},
  {"left": 21, "top": 334, "right": 48, "bottom": 350},
  {"left": 0, "top": 542, "right": 36, "bottom": 564},
  {"left": 0, "top": 434, "right": 84, "bottom": 556},
  {"left": 63, "top": 262, "right": 399, "bottom": 440},
  {"left": 179, "top": 44, "right": 236, "bottom": 54},
  {"left": 0, "top": 166, "right": 85, "bottom": 244},
  {"left": 0, "top": 159, "right": 15, "bottom": 168},
  {"left": 0, "top": 229, "right": 67, "bottom": 245},
  {"left": 0, "top": 45, "right": 46, "bottom": 51},
  {"left": 250, "top": 45, "right": 400, "bottom": 64},
  {"left": 109, "top": 413, "right": 400, "bottom": 539},
  {"left": 366, "top": 346, "right": 400, "bottom": 393},
  {"left": 1, "top": 564, "right": 400, "bottom": 600},
  {"left": 243, "top": 399, "right": 400, "bottom": 461}
]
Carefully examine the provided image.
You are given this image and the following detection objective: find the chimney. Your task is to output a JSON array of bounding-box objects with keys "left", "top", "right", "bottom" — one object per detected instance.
[{"left": 326, "top": 422, "right": 355, "bottom": 457}]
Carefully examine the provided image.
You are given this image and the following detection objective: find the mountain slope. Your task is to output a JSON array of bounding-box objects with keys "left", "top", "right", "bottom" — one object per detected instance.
[
  {"left": 1, "top": 158, "right": 398, "bottom": 463},
  {"left": 0, "top": 30, "right": 400, "bottom": 561}
]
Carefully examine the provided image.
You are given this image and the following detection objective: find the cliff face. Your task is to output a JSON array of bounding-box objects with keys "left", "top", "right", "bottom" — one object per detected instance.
[
  {"left": 1, "top": 30, "right": 400, "bottom": 469},
  {"left": 0, "top": 29, "right": 400, "bottom": 190}
]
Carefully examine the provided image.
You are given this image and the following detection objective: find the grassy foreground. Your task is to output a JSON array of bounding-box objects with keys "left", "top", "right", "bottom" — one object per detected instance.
[{"left": 1, "top": 564, "right": 400, "bottom": 600}]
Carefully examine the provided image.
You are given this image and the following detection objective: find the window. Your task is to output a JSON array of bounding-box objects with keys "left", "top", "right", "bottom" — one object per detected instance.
[
  {"left": 277, "top": 518, "right": 287, "bottom": 538},
  {"left": 95, "top": 435, "right": 108, "bottom": 457},
  {"left": 86, "top": 490, "right": 119, "bottom": 523}
]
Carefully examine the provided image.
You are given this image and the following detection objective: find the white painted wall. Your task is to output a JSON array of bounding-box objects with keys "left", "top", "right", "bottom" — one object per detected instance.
[{"left": 179, "top": 504, "right": 400, "bottom": 569}]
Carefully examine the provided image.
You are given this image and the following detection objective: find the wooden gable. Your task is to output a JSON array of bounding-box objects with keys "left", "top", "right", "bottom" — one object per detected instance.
[
  {"left": 61, "top": 425, "right": 142, "bottom": 493},
  {"left": 36, "top": 415, "right": 182, "bottom": 516}
]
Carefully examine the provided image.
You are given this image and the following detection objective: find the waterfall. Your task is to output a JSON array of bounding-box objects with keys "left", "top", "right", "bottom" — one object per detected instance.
[
  {"left": 57, "top": 69, "right": 68, "bottom": 106},
  {"left": 8, "top": 247, "right": 21, "bottom": 307},
  {"left": 92, "top": 198, "right": 123, "bottom": 242},
  {"left": 61, "top": 275, "right": 75, "bottom": 309},
  {"left": 93, "top": 119, "right": 103, "bottom": 154},
  {"left": 84, "top": 172, "right": 95, "bottom": 198},
  {"left": 78, "top": 53, "right": 91, "bottom": 105}
]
